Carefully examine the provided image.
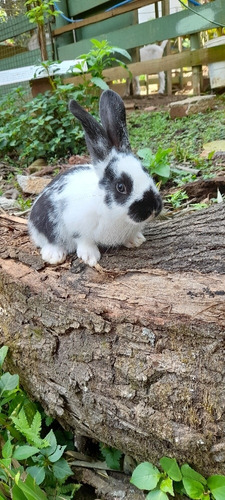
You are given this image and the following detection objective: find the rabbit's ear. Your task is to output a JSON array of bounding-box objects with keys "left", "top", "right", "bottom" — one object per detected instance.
[
  {"left": 69, "top": 100, "right": 112, "bottom": 163},
  {"left": 99, "top": 90, "right": 131, "bottom": 153}
]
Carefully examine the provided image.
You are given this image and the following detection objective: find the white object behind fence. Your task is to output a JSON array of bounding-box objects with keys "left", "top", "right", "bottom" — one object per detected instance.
[
  {"left": 205, "top": 36, "right": 225, "bottom": 89},
  {"left": 0, "top": 60, "right": 87, "bottom": 87}
]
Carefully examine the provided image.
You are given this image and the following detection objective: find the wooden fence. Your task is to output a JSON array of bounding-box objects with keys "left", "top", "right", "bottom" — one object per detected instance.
[
  {"left": 0, "top": 0, "right": 225, "bottom": 96},
  {"left": 53, "top": 0, "right": 225, "bottom": 94}
]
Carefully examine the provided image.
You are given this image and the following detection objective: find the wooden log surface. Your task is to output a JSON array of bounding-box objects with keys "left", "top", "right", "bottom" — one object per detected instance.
[{"left": 0, "top": 204, "right": 225, "bottom": 476}]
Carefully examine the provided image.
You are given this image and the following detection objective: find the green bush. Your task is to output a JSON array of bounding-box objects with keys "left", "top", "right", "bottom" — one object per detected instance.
[
  {"left": 0, "top": 84, "right": 86, "bottom": 165},
  {"left": 0, "top": 346, "right": 80, "bottom": 499},
  {"left": 0, "top": 39, "right": 131, "bottom": 167},
  {"left": 130, "top": 457, "right": 225, "bottom": 499}
]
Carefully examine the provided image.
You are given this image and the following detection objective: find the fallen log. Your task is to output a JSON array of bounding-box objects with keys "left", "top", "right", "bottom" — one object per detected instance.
[{"left": 0, "top": 204, "right": 225, "bottom": 478}]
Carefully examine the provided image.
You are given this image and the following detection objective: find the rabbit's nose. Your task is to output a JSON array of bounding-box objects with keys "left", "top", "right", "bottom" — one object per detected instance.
[{"left": 128, "top": 190, "right": 162, "bottom": 223}]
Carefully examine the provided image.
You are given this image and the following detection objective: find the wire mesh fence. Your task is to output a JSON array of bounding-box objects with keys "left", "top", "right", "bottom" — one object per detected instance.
[{"left": 0, "top": 1, "right": 52, "bottom": 98}]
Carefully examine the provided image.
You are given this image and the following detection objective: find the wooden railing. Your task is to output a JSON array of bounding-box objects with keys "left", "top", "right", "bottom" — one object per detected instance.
[{"left": 63, "top": 44, "right": 225, "bottom": 85}]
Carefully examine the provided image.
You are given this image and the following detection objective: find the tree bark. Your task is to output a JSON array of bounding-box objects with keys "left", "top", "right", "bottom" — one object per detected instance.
[
  {"left": 0, "top": 204, "right": 225, "bottom": 477},
  {"left": 38, "top": 23, "right": 48, "bottom": 61}
]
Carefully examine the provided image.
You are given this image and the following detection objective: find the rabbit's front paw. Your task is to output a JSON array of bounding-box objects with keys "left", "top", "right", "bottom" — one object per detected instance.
[
  {"left": 77, "top": 241, "right": 101, "bottom": 267},
  {"left": 41, "top": 244, "right": 67, "bottom": 265},
  {"left": 124, "top": 232, "right": 146, "bottom": 248}
]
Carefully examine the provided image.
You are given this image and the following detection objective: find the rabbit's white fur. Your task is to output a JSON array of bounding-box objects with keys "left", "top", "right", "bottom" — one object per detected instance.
[
  {"left": 28, "top": 90, "right": 162, "bottom": 266},
  {"left": 126, "top": 40, "right": 168, "bottom": 96}
]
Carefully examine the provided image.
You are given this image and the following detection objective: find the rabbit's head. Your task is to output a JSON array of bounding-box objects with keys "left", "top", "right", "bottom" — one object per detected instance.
[{"left": 69, "top": 89, "right": 162, "bottom": 224}]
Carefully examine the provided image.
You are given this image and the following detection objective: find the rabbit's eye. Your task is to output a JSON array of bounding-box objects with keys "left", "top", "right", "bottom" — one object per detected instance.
[{"left": 116, "top": 182, "right": 127, "bottom": 194}]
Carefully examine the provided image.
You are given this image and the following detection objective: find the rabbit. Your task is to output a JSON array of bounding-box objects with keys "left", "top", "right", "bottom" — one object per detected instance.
[{"left": 28, "top": 89, "right": 162, "bottom": 267}]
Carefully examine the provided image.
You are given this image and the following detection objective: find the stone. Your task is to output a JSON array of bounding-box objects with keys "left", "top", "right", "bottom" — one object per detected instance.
[
  {"left": 144, "top": 106, "right": 157, "bottom": 112},
  {"left": 17, "top": 175, "right": 51, "bottom": 195},
  {"left": 0, "top": 196, "right": 19, "bottom": 209},
  {"left": 169, "top": 95, "right": 216, "bottom": 119}
]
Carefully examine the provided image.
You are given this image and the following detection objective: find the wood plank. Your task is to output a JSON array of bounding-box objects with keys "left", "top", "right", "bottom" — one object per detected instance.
[
  {"left": 57, "top": 2, "right": 224, "bottom": 60},
  {"left": 0, "top": 59, "right": 87, "bottom": 86},
  {"left": 162, "top": 0, "right": 172, "bottom": 96},
  {"left": 53, "top": 0, "right": 159, "bottom": 37},
  {"left": 67, "top": 0, "right": 159, "bottom": 17},
  {"left": 63, "top": 44, "right": 225, "bottom": 85},
  {"left": 108, "top": 74, "right": 191, "bottom": 96},
  {"left": 190, "top": 31, "right": 202, "bottom": 95},
  {"left": 68, "top": 0, "right": 112, "bottom": 17}
]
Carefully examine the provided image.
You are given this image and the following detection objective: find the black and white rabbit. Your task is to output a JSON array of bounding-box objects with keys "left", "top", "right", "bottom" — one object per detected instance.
[{"left": 28, "top": 89, "right": 162, "bottom": 266}]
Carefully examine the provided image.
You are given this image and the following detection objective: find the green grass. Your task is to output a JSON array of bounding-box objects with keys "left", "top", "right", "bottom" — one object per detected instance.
[{"left": 127, "top": 97, "right": 225, "bottom": 168}]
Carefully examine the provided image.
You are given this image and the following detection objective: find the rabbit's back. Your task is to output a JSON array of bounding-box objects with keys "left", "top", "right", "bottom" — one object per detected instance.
[{"left": 28, "top": 165, "right": 101, "bottom": 249}]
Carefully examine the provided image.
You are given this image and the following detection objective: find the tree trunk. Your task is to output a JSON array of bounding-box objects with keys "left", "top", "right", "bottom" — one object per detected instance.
[
  {"left": 38, "top": 23, "right": 48, "bottom": 61},
  {"left": 0, "top": 204, "right": 225, "bottom": 477}
]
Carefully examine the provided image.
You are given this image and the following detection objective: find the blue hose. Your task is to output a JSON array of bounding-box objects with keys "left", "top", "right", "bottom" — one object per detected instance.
[
  {"left": 187, "top": 0, "right": 201, "bottom": 6},
  {"left": 54, "top": 1, "right": 83, "bottom": 23},
  {"left": 54, "top": 0, "right": 134, "bottom": 22},
  {"left": 106, "top": 0, "right": 133, "bottom": 12}
]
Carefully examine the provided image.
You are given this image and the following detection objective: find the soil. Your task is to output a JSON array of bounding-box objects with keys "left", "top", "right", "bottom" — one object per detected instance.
[
  {"left": 123, "top": 89, "right": 225, "bottom": 112},
  {"left": 123, "top": 93, "right": 190, "bottom": 111}
]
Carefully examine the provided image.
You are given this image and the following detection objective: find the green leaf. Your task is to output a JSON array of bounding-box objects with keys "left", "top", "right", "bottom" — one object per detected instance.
[
  {"left": 113, "top": 46, "right": 131, "bottom": 60},
  {"left": 48, "top": 445, "right": 66, "bottom": 463},
  {"left": 0, "top": 373, "right": 19, "bottom": 393},
  {"left": 0, "top": 467, "right": 8, "bottom": 482},
  {"left": 160, "top": 477, "right": 174, "bottom": 496},
  {"left": 181, "top": 464, "right": 206, "bottom": 485},
  {"left": 90, "top": 38, "right": 102, "bottom": 48},
  {"left": 0, "top": 346, "right": 8, "bottom": 368},
  {"left": 2, "top": 439, "right": 12, "bottom": 459},
  {"left": 155, "top": 147, "right": 172, "bottom": 161},
  {"left": 13, "top": 446, "right": 40, "bottom": 460},
  {"left": 0, "top": 458, "right": 11, "bottom": 469},
  {"left": 26, "top": 466, "right": 45, "bottom": 485},
  {"left": 152, "top": 164, "right": 170, "bottom": 178},
  {"left": 52, "top": 458, "right": 73, "bottom": 482},
  {"left": 90, "top": 77, "right": 109, "bottom": 90},
  {"left": 160, "top": 457, "right": 182, "bottom": 482},
  {"left": 16, "top": 474, "right": 47, "bottom": 500},
  {"left": 29, "top": 412, "right": 42, "bottom": 439},
  {"left": 207, "top": 475, "right": 225, "bottom": 500},
  {"left": 137, "top": 148, "right": 154, "bottom": 167},
  {"left": 146, "top": 490, "right": 169, "bottom": 500},
  {"left": 100, "top": 444, "right": 122, "bottom": 470},
  {"left": 130, "top": 462, "right": 161, "bottom": 491},
  {"left": 11, "top": 409, "right": 49, "bottom": 449},
  {"left": 40, "top": 429, "right": 57, "bottom": 456},
  {"left": 11, "top": 483, "right": 27, "bottom": 500},
  {"left": 182, "top": 478, "right": 205, "bottom": 499}
]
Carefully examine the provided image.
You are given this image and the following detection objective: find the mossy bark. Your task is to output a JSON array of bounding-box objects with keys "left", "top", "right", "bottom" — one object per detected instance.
[{"left": 0, "top": 204, "right": 224, "bottom": 476}]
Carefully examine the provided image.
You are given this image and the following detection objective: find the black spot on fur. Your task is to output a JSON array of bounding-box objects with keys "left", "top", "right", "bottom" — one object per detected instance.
[
  {"left": 73, "top": 232, "right": 81, "bottom": 239},
  {"left": 29, "top": 192, "right": 57, "bottom": 243},
  {"left": 114, "top": 172, "right": 133, "bottom": 204},
  {"left": 128, "top": 190, "right": 162, "bottom": 222},
  {"left": 99, "top": 158, "right": 133, "bottom": 206}
]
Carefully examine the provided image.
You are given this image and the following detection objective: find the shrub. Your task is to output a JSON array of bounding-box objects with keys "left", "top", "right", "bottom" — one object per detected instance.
[
  {"left": 0, "top": 345, "right": 80, "bottom": 499},
  {"left": 0, "top": 84, "right": 86, "bottom": 165}
]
